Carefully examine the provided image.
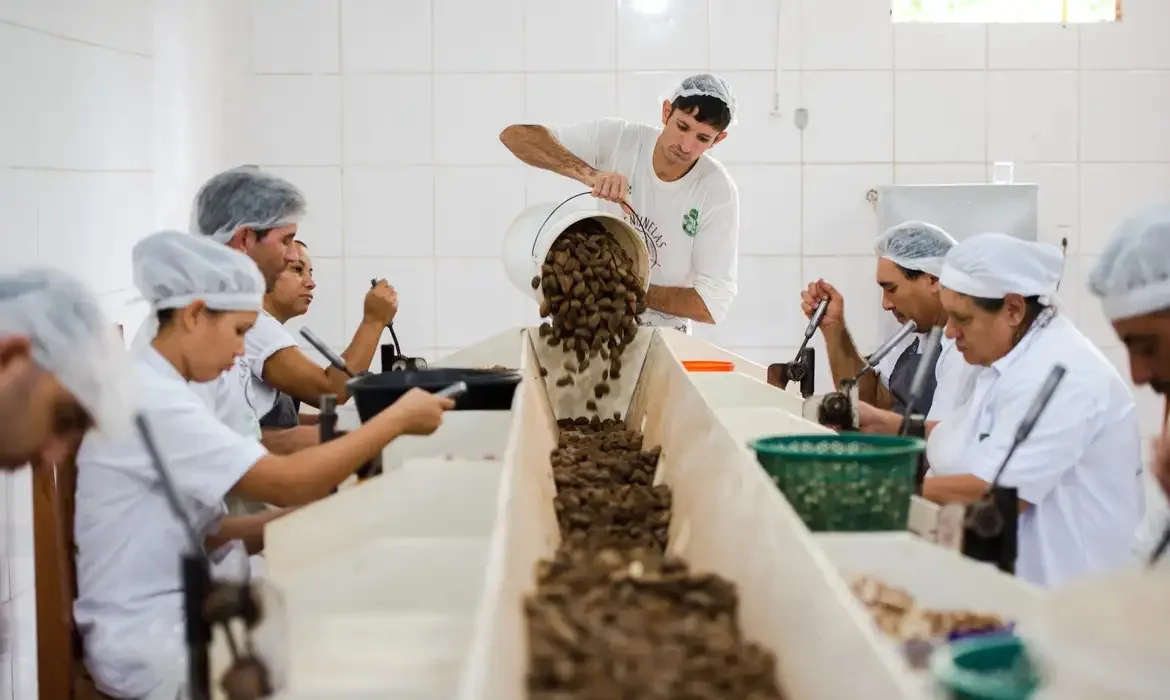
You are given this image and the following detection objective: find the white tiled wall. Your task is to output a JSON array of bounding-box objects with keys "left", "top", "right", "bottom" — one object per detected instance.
[
  {"left": 242, "top": 0, "right": 1170, "bottom": 419},
  {"left": 0, "top": 1, "right": 155, "bottom": 697}
]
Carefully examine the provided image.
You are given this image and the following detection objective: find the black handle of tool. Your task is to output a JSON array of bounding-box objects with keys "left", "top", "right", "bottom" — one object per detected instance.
[
  {"left": 897, "top": 327, "right": 944, "bottom": 437},
  {"left": 986, "top": 364, "right": 1067, "bottom": 490},
  {"left": 136, "top": 414, "right": 207, "bottom": 557},
  {"left": 135, "top": 414, "right": 217, "bottom": 700},
  {"left": 300, "top": 327, "right": 356, "bottom": 378},
  {"left": 795, "top": 298, "right": 829, "bottom": 360},
  {"left": 797, "top": 347, "right": 816, "bottom": 398},
  {"left": 370, "top": 278, "right": 404, "bottom": 356},
  {"left": 1149, "top": 523, "right": 1170, "bottom": 565}
]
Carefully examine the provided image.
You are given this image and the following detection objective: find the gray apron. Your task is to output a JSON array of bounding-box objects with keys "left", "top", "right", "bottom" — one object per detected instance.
[
  {"left": 259, "top": 392, "right": 300, "bottom": 429},
  {"left": 887, "top": 337, "right": 939, "bottom": 416}
]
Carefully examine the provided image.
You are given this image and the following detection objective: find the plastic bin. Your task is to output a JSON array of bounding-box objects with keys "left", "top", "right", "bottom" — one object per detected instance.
[
  {"left": 749, "top": 434, "right": 924, "bottom": 531},
  {"left": 682, "top": 359, "right": 735, "bottom": 372},
  {"left": 347, "top": 368, "right": 521, "bottom": 420},
  {"left": 930, "top": 636, "right": 1040, "bottom": 699}
]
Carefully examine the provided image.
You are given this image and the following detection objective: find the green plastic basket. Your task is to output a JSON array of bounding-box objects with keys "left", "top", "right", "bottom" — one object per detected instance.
[
  {"left": 931, "top": 636, "right": 1040, "bottom": 700},
  {"left": 749, "top": 434, "right": 925, "bottom": 532}
]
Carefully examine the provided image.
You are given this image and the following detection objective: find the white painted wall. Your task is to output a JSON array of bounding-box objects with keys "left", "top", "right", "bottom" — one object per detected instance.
[{"left": 0, "top": 1, "right": 244, "bottom": 696}]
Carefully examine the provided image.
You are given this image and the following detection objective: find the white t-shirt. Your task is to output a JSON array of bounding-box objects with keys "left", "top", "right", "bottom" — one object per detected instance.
[
  {"left": 925, "top": 314, "right": 1145, "bottom": 587},
  {"left": 552, "top": 117, "right": 740, "bottom": 333},
  {"left": 241, "top": 310, "right": 299, "bottom": 423},
  {"left": 873, "top": 334, "right": 970, "bottom": 422},
  {"left": 131, "top": 309, "right": 298, "bottom": 439},
  {"left": 74, "top": 346, "right": 268, "bottom": 699}
]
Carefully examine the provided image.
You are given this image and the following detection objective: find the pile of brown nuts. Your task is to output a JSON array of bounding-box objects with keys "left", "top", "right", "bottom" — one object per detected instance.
[
  {"left": 526, "top": 417, "right": 785, "bottom": 700},
  {"left": 849, "top": 575, "right": 1007, "bottom": 642},
  {"left": 532, "top": 220, "right": 646, "bottom": 412}
]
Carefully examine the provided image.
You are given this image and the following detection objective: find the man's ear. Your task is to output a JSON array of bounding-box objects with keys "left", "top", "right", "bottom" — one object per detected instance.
[
  {"left": 0, "top": 335, "right": 32, "bottom": 368},
  {"left": 225, "top": 227, "right": 250, "bottom": 252},
  {"left": 712, "top": 131, "right": 728, "bottom": 147}
]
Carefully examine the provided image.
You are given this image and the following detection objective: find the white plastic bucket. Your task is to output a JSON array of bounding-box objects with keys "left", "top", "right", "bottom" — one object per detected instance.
[{"left": 501, "top": 196, "right": 650, "bottom": 303}]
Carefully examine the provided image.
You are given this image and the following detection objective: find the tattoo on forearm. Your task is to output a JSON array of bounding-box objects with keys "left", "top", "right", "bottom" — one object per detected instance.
[{"left": 504, "top": 126, "right": 595, "bottom": 181}]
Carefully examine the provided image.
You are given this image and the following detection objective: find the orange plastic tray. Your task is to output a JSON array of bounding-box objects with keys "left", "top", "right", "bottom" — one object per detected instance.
[{"left": 682, "top": 360, "right": 735, "bottom": 372}]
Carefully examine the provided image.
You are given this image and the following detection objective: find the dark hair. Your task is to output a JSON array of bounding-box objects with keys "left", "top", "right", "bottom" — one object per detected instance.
[
  {"left": 294, "top": 240, "right": 307, "bottom": 249},
  {"left": 970, "top": 295, "right": 1048, "bottom": 337},
  {"left": 670, "top": 94, "right": 732, "bottom": 132},
  {"left": 156, "top": 307, "right": 222, "bottom": 328},
  {"left": 894, "top": 263, "right": 927, "bottom": 281}
]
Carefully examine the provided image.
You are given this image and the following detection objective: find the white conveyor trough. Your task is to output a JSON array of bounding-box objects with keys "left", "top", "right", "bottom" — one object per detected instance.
[{"left": 210, "top": 327, "right": 1040, "bottom": 700}]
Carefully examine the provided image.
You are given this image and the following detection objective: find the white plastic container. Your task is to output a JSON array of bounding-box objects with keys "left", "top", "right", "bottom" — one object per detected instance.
[
  {"left": 501, "top": 199, "right": 650, "bottom": 302},
  {"left": 1021, "top": 568, "right": 1170, "bottom": 699}
]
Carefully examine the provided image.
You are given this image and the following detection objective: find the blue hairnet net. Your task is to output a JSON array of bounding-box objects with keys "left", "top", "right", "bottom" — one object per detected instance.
[
  {"left": 0, "top": 268, "right": 134, "bottom": 436},
  {"left": 666, "top": 73, "right": 738, "bottom": 127},
  {"left": 133, "top": 230, "right": 265, "bottom": 312},
  {"left": 874, "top": 221, "right": 957, "bottom": 276},
  {"left": 190, "top": 166, "right": 306, "bottom": 244},
  {"left": 1088, "top": 203, "right": 1170, "bottom": 321}
]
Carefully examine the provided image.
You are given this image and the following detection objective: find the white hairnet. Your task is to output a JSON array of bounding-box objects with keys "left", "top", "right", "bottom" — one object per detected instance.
[
  {"left": 190, "top": 166, "right": 306, "bottom": 244},
  {"left": 0, "top": 268, "right": 134, "bottom": 436},
  {"left": 940, "top": 233, "right": 1063, "bottom": 301},
  {"left": 666, "top": 73, "right": 738, "bottom": 128},
  {"left": 1088, "top": 203, "right": 1170, "bottom": 321},
  {"left": 874, "top": 221, "right": 957, "bottom": 277},
  {"left": 133, "top": 230, "right": 265, "bottom": 312}
]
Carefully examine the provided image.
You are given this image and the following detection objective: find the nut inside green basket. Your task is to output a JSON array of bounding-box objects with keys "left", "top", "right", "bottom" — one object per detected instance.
[{"left": 750, "top": 435, "right": 926, "bottom": 532}]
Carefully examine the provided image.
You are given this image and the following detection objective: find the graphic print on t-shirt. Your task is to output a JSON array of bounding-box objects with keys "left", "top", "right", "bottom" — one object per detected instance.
[
  {"left": 625, "top": 205, "right": 664, "bottom": 268},
  {"left": 682, "top": 207, "right": 700, "bottom": 237}
]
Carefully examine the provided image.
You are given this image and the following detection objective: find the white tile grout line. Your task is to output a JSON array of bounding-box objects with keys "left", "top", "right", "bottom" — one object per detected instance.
[
  {"left": 336, "top": 0, "right": 350, "bottom": 337},
  {"left": 431, "top": 0, "right": 439, "bottom": 346}
]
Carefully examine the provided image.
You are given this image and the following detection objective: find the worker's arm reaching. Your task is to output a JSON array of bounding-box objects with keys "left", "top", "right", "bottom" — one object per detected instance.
[
  {"left": 499, "top": 120, "right": 633, "bottom": 213},
  {"left": 261, "top": 281, "right": 397, "bottom": 405},
  {"left": 231, "top": 388, "right": 453, "bottom": 507},
  {"left": 800, "top": 280, "right": 893, "bottom": 408}
]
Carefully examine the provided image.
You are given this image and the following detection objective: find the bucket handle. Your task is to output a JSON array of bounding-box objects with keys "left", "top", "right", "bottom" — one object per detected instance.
[{"left": 531, "top": 191, "right": 658, "bottom": 268}]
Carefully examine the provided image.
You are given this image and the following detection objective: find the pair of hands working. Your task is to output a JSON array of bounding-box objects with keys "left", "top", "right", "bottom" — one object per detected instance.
[
  {"left": 264, "top": 387, "right": 455, "bottom": 453},
  {"left": 798, "top": 279, "right": 906, "bottom": 435}
]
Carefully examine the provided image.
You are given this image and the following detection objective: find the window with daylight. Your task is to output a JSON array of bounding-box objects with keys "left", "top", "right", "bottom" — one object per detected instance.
[{"left": 891, "top": 0, "right": 1120, "bottom": 23}]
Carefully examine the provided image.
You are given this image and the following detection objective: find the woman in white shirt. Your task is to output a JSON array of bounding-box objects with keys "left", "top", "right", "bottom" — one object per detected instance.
[
  {"left": 909, "top": 233, "right": 1143, "bottom": 587},
  {"left": 257, "top": 240, "right": 316, "bottom": 429},
  {"left": 73, "top": 230, "right": 454, "bottom": 700},
  {"left": 244, "top": 240, "right": 398, "bottom": 435}
]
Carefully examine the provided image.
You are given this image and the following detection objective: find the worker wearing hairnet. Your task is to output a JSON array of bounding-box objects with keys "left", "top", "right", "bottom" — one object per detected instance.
[
  {"left": 0, "top": 269, "right": 133, "bottom": 469},
  {"left": 1087, "top": 202, "right": 1170, "bottom": 556},
  {"left": 500, "top": 73, "right": 739, "bottom": 334},
  {"left": 863, "top": 232, "right": 1143, "bottom": 587},
  {"left": 799, "top": 221, "right": 969, "bottom": 421},
  {"left": 73, "top": 231, "right": 454, "bottom": 700}
]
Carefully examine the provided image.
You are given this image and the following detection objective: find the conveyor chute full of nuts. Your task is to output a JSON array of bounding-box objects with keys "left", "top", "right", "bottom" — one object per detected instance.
[{"left": 524, "top": 220, "right": 785, "bottom": 700}]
